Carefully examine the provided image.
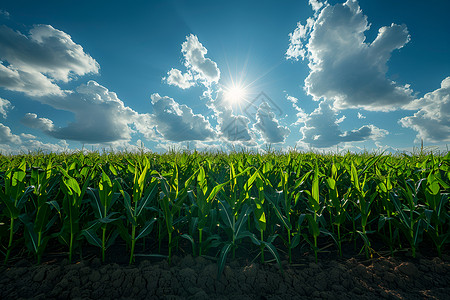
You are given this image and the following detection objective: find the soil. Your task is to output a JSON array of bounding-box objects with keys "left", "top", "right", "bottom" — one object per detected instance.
[{"left": 1, "top": 252, "right": 449, "bottom": 300}]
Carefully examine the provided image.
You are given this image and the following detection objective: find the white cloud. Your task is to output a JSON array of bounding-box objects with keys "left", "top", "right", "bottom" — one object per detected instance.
[
  {"left": 22, "top": 81, "right": 141, "bottom": 143},
  {"left": 182, "top": 34, "right": 220, "bottom": 85},
  {"left": 19, "top": 139, "right": 69, "bottom": 153},
  {"left": 0, "top": 97, "right": 12, "bottom": 118},
  {"left": 400, "top": 77, "right": 450, "bottom": 143},
  {"left": 22, "top": 113, "right": 55, "bottom": 132},
  {"left": 336, "top": 115, "right": 346, "bottom": 124},
  {"left": 165, "top": 34, "right": 220, "bottom": 89},
  {"left": 163, "top": 68, "right": 195, "bottom": 89},
  {"left": 20, "top": 133, "right": 36, "bottom": 139},
  {"left": 0, "top": 63, "right": 64, "bottom": 96},
  {"left": 286, "top": 95, "right": 298, "bottom": 105},
  {"left": 287, "top": 0, "right": 414, "bottom": 111},
  {"left": 357, "top": 112, "right": 366, "bottom": 119},
  {"left": 286, "top": 95, "right": 308, "bottom": 125},
  {"left": 300, "top": 101, "right": 388, "bottom": 148},
  {"left": 150, "top": 93, "right": 216, "bottom": 142},
  {"left": 0, "top": 123, "right": 21, "bottom": 144},
  {"left": 0, "top": 123, "right": 67, "bottom": 154},
  {"left": 286, "top": 18, "right": 314, "bottom": 61},
  {"left": 254, "top": 102, "right": 290, "bottom": 143},
  {"left": 0, "top": 24, "right": 99, "bottom": 96},
  {"left": 309, "top": 0, "right": 324, "bottom": 12}
]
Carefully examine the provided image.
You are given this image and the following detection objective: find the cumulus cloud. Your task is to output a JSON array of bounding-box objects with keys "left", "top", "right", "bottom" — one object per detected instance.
[
  {"left": 287, "top": 0, "right": 414, "bottom": 111},
  {"left": 286, "top": 95, "right": 308, "bottom": 125},
  {"left": 165, "top": 34, "right": 220, "bottom": 89},
  {"left": 0, "top": 123, "right": 21, "bottom": 144},
  {"left": 20, "top": 133, "right": 36, "bottom": 140},
  {"left": 21, "top": 81, "right": 141, "bottom": 143},
  {"left": 182, "top": 34, "right": 220, "bottom": 85},
  {"left": 149, "top": 93, "right": 215, "bottom": 142},
  {"left": 0, "top": 24, "right": 99, "bottom": 96},
  {"left": 254, "top": 102, "right": 290, "bottom": 143},
  {"left": 300, "top": 101, "right": 388, "bottom": 148},
  {"left": 218, "top": 111, "right": 252, "bottom": 142},
  {"left": 0, "top": 97, "right": 12, "bottom": 118},
  {"left": 336, "top": 115, "right": 346, "bottom": 124},
  {"left": 20, "top": 139, "right": 69, "bottom": 153},
  {"left": 0, "top": 63, "right": 64, "bottom": 96},
  {"left": 400, "top": 77, "right": 450, "bottom": 143},
  {"left": 286, "top": 18, "right": 314, "bottom": 61},
  {"left": 309, "top": 0, "right": 325, "bottom": 12},
  {"left": 163, "top": 68, "right": 195, "bottom": 89},
  {"left": 22, "top": 113, "right": 55, "bottom": 132}
]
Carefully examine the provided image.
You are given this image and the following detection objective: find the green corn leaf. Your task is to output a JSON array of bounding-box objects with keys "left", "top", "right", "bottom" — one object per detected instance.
[
  {"left": 205, "top": 181, "right": 229, "bottom": 203},
  {"left": 290, "top": 233, "right": 301, "bottom": 249},
  {"left": 87, "top": 187, "right": 104, "bottom": 219},
  {"left": 426, "top": 173, "right": 440, "bottom": 195},
  {"left": 0, "top": 190, "right": 19, "bottom": 218},
  {"left": 17, "top": 185, "right": 35, "bottom": 211},
  {"left": 350, "top": 162, "right": 360, "bottom": 192},
  {"left": 356, "top": 230, "right": 371, "bottom": 248},
  {"left": 121, "top": 191, "right": 137, "bottom": 226},
  {"left": 34, "top": 202, "right": 50, "bottom": 233},
  {"left": 235, "top": 205, "right": 250, "bottom": 237},
  {"left": 218, "top": 243, "right": 232, "bottom": 280},
  {"left": 136, "top": 218, "right": 157, "bottom": 240},
  {"left": 261, "top": 241, "right": 283, "bottom": 272},
  {"left": 306, "top": 214, "right": 320, "bottom": 238},
  {"left": 265, "top": 192, "right": 292, "bottom": 230},
  {"left": 136, "top": 181, "right": 159, "bottom": 217},
  {"left": 235, "top": 230, "right": 260, "bottom": 245},
  {"left": 310, "top": 162, "right": 320, "bottom": 212},
  {"left": 81, "top": 229, "right": 102, "bottom": 248},
  {"left": 66, "top": 177, "right": 81, "bottom": 197},
  {"left": 106, "top": 230, "right": 120, "bottom": 249},
  {"left": 218, "top": 199, "right": 233, "bottom": 229}
]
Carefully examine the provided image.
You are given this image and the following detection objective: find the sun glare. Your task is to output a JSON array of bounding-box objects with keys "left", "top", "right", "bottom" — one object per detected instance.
[{"left": 225, "top": 84, "right": 248, "bottom": 105}]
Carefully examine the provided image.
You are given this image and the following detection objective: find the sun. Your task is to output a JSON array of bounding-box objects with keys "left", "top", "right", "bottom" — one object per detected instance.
[{"left": 224, "top": 84, "right": 248, "bottom": 105}]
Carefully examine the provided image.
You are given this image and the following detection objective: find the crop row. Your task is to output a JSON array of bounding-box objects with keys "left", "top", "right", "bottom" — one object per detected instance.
[{"left": 0, "top": 151, "right": 449, "bottom": 275}]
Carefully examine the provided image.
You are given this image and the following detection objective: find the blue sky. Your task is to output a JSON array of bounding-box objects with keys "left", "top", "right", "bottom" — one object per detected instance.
[{"left": 0, "top": 0, "right": 449, "bottom": 154}]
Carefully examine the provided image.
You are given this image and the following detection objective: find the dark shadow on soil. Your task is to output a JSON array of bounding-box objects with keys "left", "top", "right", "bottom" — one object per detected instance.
[{"left": 1, "top": 250, "right": 449, "bottom": 300}]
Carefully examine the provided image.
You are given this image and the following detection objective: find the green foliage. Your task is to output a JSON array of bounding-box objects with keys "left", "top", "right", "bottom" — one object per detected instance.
[{"left": 0, "top": 150, "right": 448, "bottom": 278}]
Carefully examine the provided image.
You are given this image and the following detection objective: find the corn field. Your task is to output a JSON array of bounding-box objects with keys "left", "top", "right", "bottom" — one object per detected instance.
[{"left": 0, "top": 151, "right": 449, "bottom": 276}]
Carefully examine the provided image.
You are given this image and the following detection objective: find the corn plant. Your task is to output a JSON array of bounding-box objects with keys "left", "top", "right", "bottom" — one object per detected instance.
[
  {"left": 348, "top": 161, "right": 377, "bottom": 258},
  {"left": 390, "top": 179, "right": 425, "bottom": 258},
  {"left": 375, "top": 165, "right": 395, "bottom": 256},
  {"left": 84, "top": 170, "right": 121, "bottom": 262},
  {"left": 186, "top": 164, "right": 229, "bottom": 256},
  {"left": 0, "top": 150, "right": 447, "bottom": 267},
  {"left": 300, "top": 161, "right": 323, "bottom": 262},
  {"left": 0, "top": 160, "right": 35, "bottom": 264},
  {"left": 158, "top": 161, "right": 198, "bottom": 263},
  {"left": 253, "top": 174, "right": 267, "bottom": 262},
  {"left": 59, "top": 165, "right": 94, "bottom": 262},
  {"left": 217, "top": 200, "right": 276, "bottom": 279},
  {"left": 117, "top": 158, "right": 159, "bottom": 264},
  {"left": 21, "top": 163, "right": 59, "bottom": 264},
  {"left": 325, "top": 162, "right": 348, "bottom": 257},
  {"left": 423, "top": 170, "right": 449, "bottom": 257}
]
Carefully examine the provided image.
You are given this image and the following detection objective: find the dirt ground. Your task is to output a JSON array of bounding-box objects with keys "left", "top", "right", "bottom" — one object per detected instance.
[{"left": 1, "top": 252, "right": 449, "bottom": 300}]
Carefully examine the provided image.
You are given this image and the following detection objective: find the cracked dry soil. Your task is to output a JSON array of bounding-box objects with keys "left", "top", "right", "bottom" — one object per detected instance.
[{"left": 1, "top": 254, "right": 449, "bottom": 300}]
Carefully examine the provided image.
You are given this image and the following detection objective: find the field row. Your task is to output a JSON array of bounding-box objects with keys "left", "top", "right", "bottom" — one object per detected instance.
[{"left": 1, "top": 152, "right": 449, "bottom": 275}]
